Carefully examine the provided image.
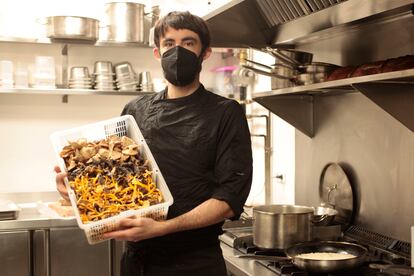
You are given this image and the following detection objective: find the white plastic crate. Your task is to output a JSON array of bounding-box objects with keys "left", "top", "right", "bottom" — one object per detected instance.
[{"left": 51, "top": 115, "right": 173, "bottom": 244}]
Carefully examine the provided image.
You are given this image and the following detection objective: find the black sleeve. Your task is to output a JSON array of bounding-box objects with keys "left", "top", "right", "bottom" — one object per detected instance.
[
  {"left": 211, "top": 101, "right": 253, "bottom": 219},
  {"left": 121, "top": 100, "right": 134, "bottom": 116}
]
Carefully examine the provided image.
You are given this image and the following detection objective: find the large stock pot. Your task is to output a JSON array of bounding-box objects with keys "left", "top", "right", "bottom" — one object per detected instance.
[
  {"left": 253, "top": 205, "right": 314, "bottom": 250},
  {"left": 104, "top": 2, "right": 145, "bottom": 43}
]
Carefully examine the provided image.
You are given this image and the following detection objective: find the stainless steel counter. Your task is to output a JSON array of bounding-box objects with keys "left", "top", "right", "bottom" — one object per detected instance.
[
  {"left": 1, "top": 192, "right": 278, "bottom": 276},
  {"left": 220, "top": 242, "right": 278, "bottom": 276},
  {"left": 0, "top": 191, "right": 77, "bottom": 231}
]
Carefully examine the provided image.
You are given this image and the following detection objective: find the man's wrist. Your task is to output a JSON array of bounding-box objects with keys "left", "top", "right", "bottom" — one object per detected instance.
[{"left": 159, "top": 218, "right": 177, "bottom": 236}]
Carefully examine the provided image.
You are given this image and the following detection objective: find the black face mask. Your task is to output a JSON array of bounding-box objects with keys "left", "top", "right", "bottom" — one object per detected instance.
[{"left": 161, "top": 46, "right": 203, "bottom": 87}]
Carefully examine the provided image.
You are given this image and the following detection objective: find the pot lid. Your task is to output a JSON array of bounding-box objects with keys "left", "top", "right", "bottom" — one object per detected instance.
[{"left": 319, "top": 163, "right": 354, "bottom": 226}]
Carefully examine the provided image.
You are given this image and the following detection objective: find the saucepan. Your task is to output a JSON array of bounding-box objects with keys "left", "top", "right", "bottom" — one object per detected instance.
[
  {"left": 42, "top": 16, "right": 100, "bottom": 42},
  {"left": 237, "top": 241, "right": 368, "bottom": 273},
  {"left": 313, "top": 206, "right": 338, "bottom": 226}
]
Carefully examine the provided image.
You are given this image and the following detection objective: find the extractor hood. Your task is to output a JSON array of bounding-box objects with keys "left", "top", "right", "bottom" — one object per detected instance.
[{"left": 203, "top": 0, "right": 414, "bottom": 48}]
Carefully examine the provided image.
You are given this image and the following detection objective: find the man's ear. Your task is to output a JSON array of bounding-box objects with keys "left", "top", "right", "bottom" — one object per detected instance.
[
  {"left": 153, "top": 47, "right": 161, "bottom": 60},
  {"left": 202, "top": 47, "right": 212, "bottom": 61}
]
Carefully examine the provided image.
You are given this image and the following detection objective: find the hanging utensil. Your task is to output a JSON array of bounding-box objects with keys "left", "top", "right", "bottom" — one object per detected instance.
[{"left": 263, "top": 46, "right": 313, "bottom": 68}]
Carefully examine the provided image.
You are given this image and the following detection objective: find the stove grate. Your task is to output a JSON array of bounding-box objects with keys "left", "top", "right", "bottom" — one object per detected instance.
[{"left": 345, "top": 225, "right": 411, "bottom": 263}]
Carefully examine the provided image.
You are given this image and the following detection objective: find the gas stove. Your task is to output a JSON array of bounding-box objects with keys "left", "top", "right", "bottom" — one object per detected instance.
[{"left": 220, "top": 225, "right": 411, "bottom": 276}]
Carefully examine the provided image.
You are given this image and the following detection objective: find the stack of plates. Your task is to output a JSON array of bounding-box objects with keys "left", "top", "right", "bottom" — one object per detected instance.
[{"left": 0, "top": 199, "right": 19, "bottom": 220}]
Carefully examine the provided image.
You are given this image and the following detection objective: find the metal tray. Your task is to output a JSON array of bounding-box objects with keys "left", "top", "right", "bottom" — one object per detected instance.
[{"left": 0, "top": 200, "right": 20, "bottom": 220}]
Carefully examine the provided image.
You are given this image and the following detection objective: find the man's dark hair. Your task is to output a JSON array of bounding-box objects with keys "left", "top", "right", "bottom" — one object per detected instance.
[{"left": 153, "top": 11, "right": 211, "bottom": 53}]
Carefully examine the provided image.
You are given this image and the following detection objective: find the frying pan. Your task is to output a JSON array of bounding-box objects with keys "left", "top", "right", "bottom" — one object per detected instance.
[{"left": 237, "top": 241, "right": 367, "bottom": 273}]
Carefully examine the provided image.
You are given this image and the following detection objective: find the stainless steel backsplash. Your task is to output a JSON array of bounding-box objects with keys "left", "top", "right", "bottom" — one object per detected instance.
[{"left": 293, "top": 13, "right": 414, "bottom": 241}]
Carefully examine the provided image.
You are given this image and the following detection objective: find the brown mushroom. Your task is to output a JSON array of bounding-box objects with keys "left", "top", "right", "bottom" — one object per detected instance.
[
  {"left": 98, "top": 148, "right": 110, "bottom": 159},
  {"left": 122, "top": 144, "right": 139, "bottom": 156},
  {"left": 80, "top": 146, "right": 97, "bottom": 160},
  {"left": 121, "top": 136, "right": 136, "bottom": 147},
  {"left": 110, "top": 151, "right": 122, "bottom": 160}
]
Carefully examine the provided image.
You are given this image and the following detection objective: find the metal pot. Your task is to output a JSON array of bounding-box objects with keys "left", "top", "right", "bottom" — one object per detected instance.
[
  {"left": 296, "top": 72, "right": 330, "bottom": 85},
  {"left": 253, "top": 205, "right": 314, "bottom": 250},
  {"left": 271, "top": 78, "right": 295, "bottom": 90},
  {"left": 45, "top": 16, "right": 99, "bottom": 42},
  {"left": 104, "top": 2, "right": 145, "bottom": 43},
  {"left": 299, "top": 62, "right": 339, "bottom": 73}
]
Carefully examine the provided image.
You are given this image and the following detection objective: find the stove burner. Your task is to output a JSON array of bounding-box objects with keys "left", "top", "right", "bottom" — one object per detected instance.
[{"left": 222, "top": 225, "right": 411, "bottom": 276}]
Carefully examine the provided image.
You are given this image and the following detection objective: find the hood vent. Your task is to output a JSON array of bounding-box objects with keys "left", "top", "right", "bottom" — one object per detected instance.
[
  {"left": 203, "top": 0, "right": 414, "bottom": 48},
  {"left": 256, "top": 0, "right": 347, "bottom": 27}
]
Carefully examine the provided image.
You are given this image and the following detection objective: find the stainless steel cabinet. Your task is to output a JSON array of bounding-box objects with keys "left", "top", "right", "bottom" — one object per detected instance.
[
  {"left": 1, "top": 228, "right": 125, "bottom": 276},
  {"left": 0, "top": 231, "right": 31, "bottom": 276},
  {"left": 49, "top": 228, "right": 110, "bottom": 276}
]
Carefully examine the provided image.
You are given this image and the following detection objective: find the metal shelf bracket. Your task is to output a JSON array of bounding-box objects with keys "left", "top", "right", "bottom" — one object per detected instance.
[
  {"left": 353, "top": 82, "right": 414, "bottom": 133},
  {"left": 254, "top": 94, "right": 314, "bottom": 137}
]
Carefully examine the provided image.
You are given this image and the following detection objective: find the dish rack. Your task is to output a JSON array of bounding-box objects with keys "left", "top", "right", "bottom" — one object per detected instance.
[{"left": 51, "top": 115, "right": 173, "bottom": 244}]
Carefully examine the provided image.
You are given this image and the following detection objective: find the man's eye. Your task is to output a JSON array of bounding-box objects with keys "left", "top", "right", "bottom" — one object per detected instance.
[
  {"left": 184, "top": 41, "right": 194, "bottom": 47},
  {"left": 164, "top": 42, "right": 174, "bottom": 48}
]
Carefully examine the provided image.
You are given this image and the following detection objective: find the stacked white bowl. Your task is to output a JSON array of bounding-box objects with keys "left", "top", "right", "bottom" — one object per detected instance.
[
  {"left": 93, "top": 61, "right": 116, "bottom": 91},
  {"left": 0, "top": 60, "right": 14, "bottom": 88},
  {"left": 32, "top": 56, "right": 56, "bottom": 89},
  {"left": 138, "top": 71, "right": 154, "bottom": 92},
  {"left": 69, "top": 67, "right": 93, "bottom": 89},
  {"left": 115, "top": 62, "right": 138, "bottom": 91}
]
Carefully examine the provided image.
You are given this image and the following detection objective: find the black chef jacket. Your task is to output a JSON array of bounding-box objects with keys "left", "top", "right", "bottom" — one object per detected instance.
[{"left": 121, "top": 84, "right": 252, "bottom": 250}]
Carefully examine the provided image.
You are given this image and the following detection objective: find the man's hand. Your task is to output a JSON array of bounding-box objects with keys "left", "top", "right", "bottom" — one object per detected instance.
[
  {"left": 103, "top": 217, "right": 167, "bottom": 242},
  {"left": 54, "top": 166, "right": 69, "bottom": 201},
  {"left": 102, "top": 198, "right": 234, "bottom": 242}
]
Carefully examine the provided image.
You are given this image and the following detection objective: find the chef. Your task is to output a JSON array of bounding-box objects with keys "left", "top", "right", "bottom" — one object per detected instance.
[{"left": 55, "top": 11, "right": 252, "bottom": 276}]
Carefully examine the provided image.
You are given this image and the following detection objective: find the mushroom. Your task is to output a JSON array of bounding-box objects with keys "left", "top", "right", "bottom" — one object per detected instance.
[
  {"left": 80, "top": 146, "right": 97, "bottom": 160},
  {"left": 122, "top": 144, "right": 139, "bottom": 156},
  {"left": 110, "top": 150, "right": 122, "bottom": 160},
  {"left": 77, "top": 138, "right": 88, "bottom": 147},
  {"left": 98, "top": 148, "right": 110, "bottom": 159},
  {"left": 121, "top": 136, "right": 136, "bottom": 147},
  {"left": 67, "top": 160, "right": 77, "bottom": 171}
]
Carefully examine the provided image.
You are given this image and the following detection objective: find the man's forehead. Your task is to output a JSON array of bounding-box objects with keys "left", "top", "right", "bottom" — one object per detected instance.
[{"left": 160, "top": 27, "right": 200, "bottom": 41}]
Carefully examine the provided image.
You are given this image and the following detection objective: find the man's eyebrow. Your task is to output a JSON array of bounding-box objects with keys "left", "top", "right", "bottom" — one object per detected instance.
[
  {"left": 162, "top": 36, "right": 197, "bottom": 42},
  {"left": 161, "top": 38, "right": 174, "bottom": 44},
  {"left": 181, "top": 36, "right": 197, "bottom": 42}
]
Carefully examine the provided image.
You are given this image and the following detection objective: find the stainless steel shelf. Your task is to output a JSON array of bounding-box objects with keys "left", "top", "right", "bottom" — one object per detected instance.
[
  {"left": 253, "top": 69, "right": 414, "bottom": 137},
  {"left": 0, "top": 87, "right": 155, "bottom": 96},
  {"left": 0, "top": 36, "right": 150, "bottom": 48},
  {"left": 254, "top": 68, "right": 414, "bottom": 97}
]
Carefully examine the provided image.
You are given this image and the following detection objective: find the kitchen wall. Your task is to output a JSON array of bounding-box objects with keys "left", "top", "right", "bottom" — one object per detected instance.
[
  {"left": 0, "top": 0, "right": 296, "bottom": 207},
  {"left": 0, "top": 43, "right": 231, "bottom": 193},
  {"left": 294, "top": 15, "right": 414, "bottom": 242}
]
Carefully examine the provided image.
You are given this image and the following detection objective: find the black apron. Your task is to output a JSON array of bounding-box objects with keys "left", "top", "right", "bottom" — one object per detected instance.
[{"left": 121, "top": 241, "right": 227, "bottom": 276}]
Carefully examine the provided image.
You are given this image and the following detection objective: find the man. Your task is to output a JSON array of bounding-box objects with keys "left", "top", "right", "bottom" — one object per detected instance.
[{"left": 55, "top": 11, "right": 252, "bottom": 276}]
